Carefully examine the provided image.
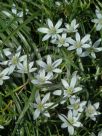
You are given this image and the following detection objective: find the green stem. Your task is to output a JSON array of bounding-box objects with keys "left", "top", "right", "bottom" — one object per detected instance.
[{"left": 78, "top": 57, "right": 84, "bottom": 71}]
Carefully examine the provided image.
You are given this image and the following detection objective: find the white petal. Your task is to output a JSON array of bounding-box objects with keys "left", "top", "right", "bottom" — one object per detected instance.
[
  {"left": 81, "top": 34, "right": 90, "bottom": 43},
  {"left": 53, "top": 90, "right": 62, "bottom": 96},
  {"left": 76, "top": 48, "right": 82, "bottom": 55},
  {"left": 47, "top": 19, "right": 53, "bottom": 28},
  {"left": 74, "top": 122, "right": 82, "bottom": 127},
  {"left": 67, "top": 37, "right": 76, "bottom": 45},
  {"left": 53, "top": 68, "right": 62, "bottom": 73},
  {"left": 98, "top": 130, "right": 102, "bottom": 136},
  {"left": 96, "top": 24, "right": 102, "bottom": 31},
  {"left": 61, "top": 123, "right": 67, "bottom": 128},
  {"left": 81, "top": 51, "right": 89, "bottom": 57},
  {"left": 74, "top": 87, "right": 82, "bottom": 92},
  {"left": 71, "top": 19, "right": 76, "bottom": 27},
  {"left": 35, "top": 91, "right": 41, "bottom": 103},
  {"left": 47, "top": 55, "right": 52, "bottom": 65},
  {"left": 0, "top": 125, "right": 4, "bottom": 129},
  {"left": 1, "top": 68, "right": 9, "bottom": 75},
  {"left": 12, "top": 5, "right": 17, "bottom": 14},
  {"left": 63, "top": 43, "right": 69, "bottom": 47},
  {"left": 42, "top": 34, "right": 51, "bottom": 41},
  {"left": 44, "top": 102, "right": 53, "bottom": 108},
  {"left": 68, "top": 45, "right": 76, "bottom": 50},
  {"left": 93, "top": 39, "right": 101, "bottom": 47},
  {"left": 82, "top": 44, "right": 90, "bottom": 48},
  {"left": 95, "top": 47, "right": 102, "bottom": 52},
  {"left": 2, "top": 76, "right": 9, "bottom": 80},
  {"left": 61, "top": 79, "right": 69, "bottom": 89},
  {"left": 17, "top": 11, "right": 23, "bottom": 17},
  {"left": 91, "top": 52, "right": 96, "bottom": 58},
  {"left": 37, "top": 60, "right": 46, "bottom": 68},
  {"left": 38, "top": 28, "right": 49, "bottom": 33},
  {"left": 29, "top": 68, "right": 37, "bottom": 73},
  {"left": 94, "top": 102, "right": 99, "bottom": 109},
  {"left": 70, "top": 73, "right": 77, "bottom": 88},
  {"left": 52, "top": 59, "right": 62, "bottom": 68},
  {"left": 68, "top": 110, "right": 72, "bottom": 119},
  {"left": 3, "top": 48, "right": 11, "bottom": 56},
  {"left": 43, "top": 112, "right": 50, "bottom": 117},
  {"left": 76, "top": 33, "right": 80, "bottom": 41},
  {"left": 57, "top": 28, "right": 64, "bottom": 33},
  {"left": 58, "top": 114, "right": 67, "bottom": 123},
  {"left": 62, "top": 33, "right": 66, "bottom": 39},
  {"left": 31, "top": 79, "right": 39, "bottom": 85},
  {"left": 68, "top": 125, "right": 74, "bottom": 135},
  {"left": 33, "top": 109, "right": 40, "bottom": 120},
  {"left": 40, "top": 69, "right": 45, "bottom": 77},
  {"left": 20, "top": 55, "right": 27, "bottom": 62},
  {"left": 55, "top": 19, "right": 62, "bottom": 29},
  {"left": 42, "top": 93, "right": 50, "bottom": 104},
  {"left": 45, "top": 81, "right": 52, "bottom": 84},
  {"left": 9, "top": 65, "right": 15, "bottom": 74}
]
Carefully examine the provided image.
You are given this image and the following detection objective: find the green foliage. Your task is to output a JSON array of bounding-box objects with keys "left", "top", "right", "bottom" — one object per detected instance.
[{"left": 0, "top": 0, "right": 102, "bottom": 136}]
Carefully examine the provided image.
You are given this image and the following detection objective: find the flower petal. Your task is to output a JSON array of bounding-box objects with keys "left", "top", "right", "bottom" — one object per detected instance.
[
  {"left": 81, "top": 34, "right": 90, "bottom": 43},
  {"left": 76, "top": 33, "right": 80, "bottom": 41},
  {"left": 61, "top": 79, "right": 69, "bottom": 89},
  {"left": 33, "top": 109, "right": 40, "bottom": 120},
  {"left": 42, "top": 34, "right": 51, "bottom": 41},
  {"left": 47, "top": 19, "right": 53, "bottom": 28},
  {"left": 68, "top": 125, "right": 74, "bottom": 135},
  {"left": 42, "top": 93, "right": 50, "bottom": 104},
  {"left": 55, "top": 19, "right": 62, "bottom": 29},
  {"left": 47, "top": 55, "right": 52, "bottom": 65},
  {"left": 52, "top": 59, "right": 62, "bottom": 68},
  {"left": 38, "top": 28, "right": 49, "bottom": 33}
]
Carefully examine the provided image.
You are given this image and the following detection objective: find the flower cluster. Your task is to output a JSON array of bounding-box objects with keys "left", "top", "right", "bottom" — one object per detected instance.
[
  {"left": 36, "top": 14, "right": 101, "bottom": 135},
  {"left": 1, "top": 6, "right": 102, "bottom": 136},
  {"left": 38, "top": 18, "right": 102, "bottom": 58}
]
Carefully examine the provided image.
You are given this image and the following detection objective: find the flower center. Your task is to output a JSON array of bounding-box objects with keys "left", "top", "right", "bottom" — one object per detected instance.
[
  {"left": 37, "top": 103, "right": 44, "bottom": 111},
  {"left": 66, "top": 87, "right": 73, "bottom": 95},
  {"left": 68, "top": 26, "right": 74, "bottom": 33},
  {"left": 59, "top": 38, "right": 65, "bottom": 45},
  {"left": 87, "top": 106, "right": 95, "bottom": 114},
  {"left": 68, "top": 118, "right": 74, "bottom": 125},
  {"left": 46, "top": 65, "right": 53, "bottom": 72},
  {"left": 76, "top": 41, "right": 81, "bottom": 48},
  {"left": 49, "top": 27, "right": 56, "bottom": 34},
  {"left": 39, "top": 77, "right": 46, "bottom": 84},
  {"left": 12, "top": 56, "right": 19, "bottom": 65},
  {"left": 73, "top": 103, "right": 79, "bottom": 110}
]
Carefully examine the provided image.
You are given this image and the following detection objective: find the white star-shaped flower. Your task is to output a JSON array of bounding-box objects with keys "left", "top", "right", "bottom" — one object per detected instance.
[
  {"left": 38, "top": 18, "right": 63, "bottom": 41},
  {"left": 67, "top": 32, "right": 91, "bottom": 55},
  {"left": 51, "top": 33, "right": 69, "bottom": 47},
  {"left": 17, "top": 59, "right": 37, "bottom": 74},
  {"left": 68, "top": 97, "right": 86, "bottom": 116},
  {"left": 59, "top": 110, "right": 82, "bottom": 135},
  {"left": 37, "top": 55, "right": 62, "bottom": 76},
  {"left": 81, "top": 39, "right": 102, "bottom": 58},
  {"left": 0, "top": 46, "right": 27, "bottom": 74},
  {"left": 0, "top": 68, "right": 10, "bottom": 85},
  {"left": 33, "top": 91, "right": 53, "bottom": 120},
  {"left": 65, "top": 19, "right": 79, "bottom": 33},
  {"left": 85, "top": 101, "right": 100, "bottom": 121},
  {"left": 31, "top": 69, "right": 52, "bottom": 85},
  {"left": 92, "top": 9, "right": 102, "bottom": 31}
]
